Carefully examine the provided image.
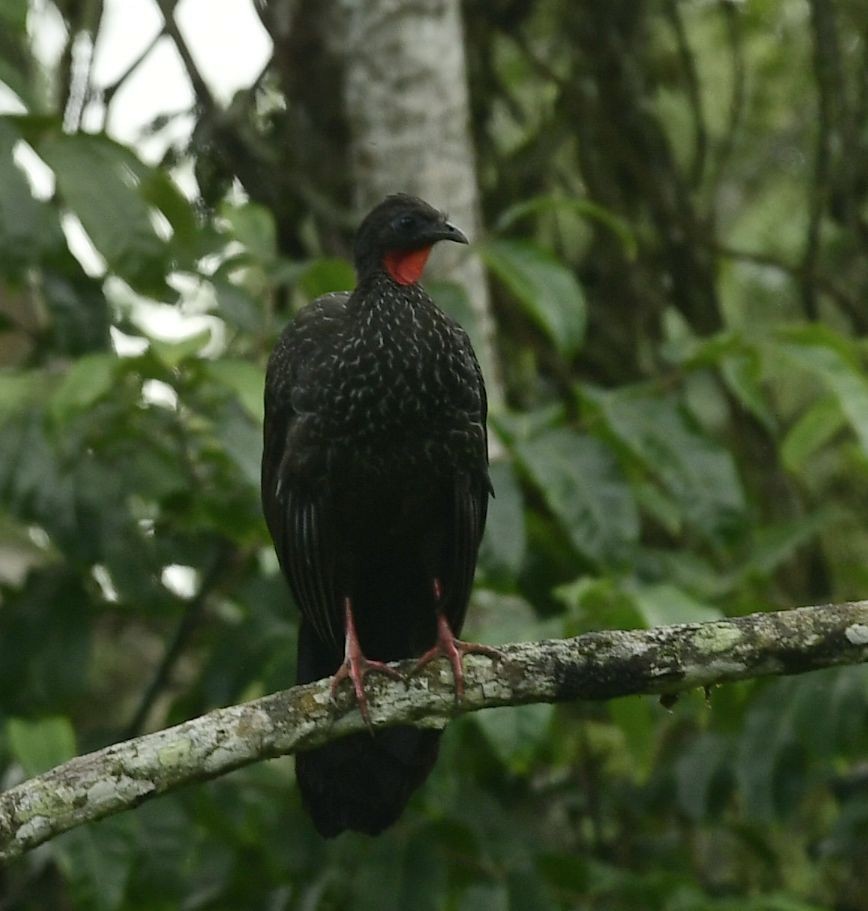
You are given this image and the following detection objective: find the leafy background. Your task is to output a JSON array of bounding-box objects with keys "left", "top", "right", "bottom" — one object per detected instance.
[{"left": 2, "top": 1, "right": 868, "bottom": 908}]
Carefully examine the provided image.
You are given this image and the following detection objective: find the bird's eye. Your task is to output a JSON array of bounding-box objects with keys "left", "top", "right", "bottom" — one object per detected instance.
[{"left": 395, "top": 214, "right": 416, "bottom": 232}]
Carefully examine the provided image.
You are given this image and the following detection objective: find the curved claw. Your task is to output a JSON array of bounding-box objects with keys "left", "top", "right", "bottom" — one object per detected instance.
[
  {"left": 330, "top": 654, "right": 405, "bottom": 725},
  {"left": 412, "top": 612, "right": 503, "bottom": 700},
  {"left": 331, "top": 596, "right": 405, "bottom": 726}
]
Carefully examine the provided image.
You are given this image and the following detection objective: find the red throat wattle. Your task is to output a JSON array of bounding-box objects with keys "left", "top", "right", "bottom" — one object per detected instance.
[{"left": 383, "top": 246, "right": 432, "bottom": 285}]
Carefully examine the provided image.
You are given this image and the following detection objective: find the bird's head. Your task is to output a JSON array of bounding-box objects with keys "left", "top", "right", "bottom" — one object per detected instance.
[{"left": 353, "top": 194, "right": 469, "bottom": 285}]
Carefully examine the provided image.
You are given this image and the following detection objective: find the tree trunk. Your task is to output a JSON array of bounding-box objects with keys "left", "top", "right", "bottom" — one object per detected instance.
[{"left": 337, "top": 0, "right": 502, "bottom": 404}]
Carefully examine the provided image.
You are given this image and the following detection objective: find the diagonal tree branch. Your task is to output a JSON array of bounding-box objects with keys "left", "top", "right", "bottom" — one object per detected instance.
[{"left": 2, "top": 600, "right": 868, "bottom": 861}]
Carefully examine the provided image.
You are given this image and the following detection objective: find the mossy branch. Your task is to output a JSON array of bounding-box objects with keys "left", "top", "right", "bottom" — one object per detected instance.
[{"left": 2, "top": 601, "right": 868, "bottom": 861}]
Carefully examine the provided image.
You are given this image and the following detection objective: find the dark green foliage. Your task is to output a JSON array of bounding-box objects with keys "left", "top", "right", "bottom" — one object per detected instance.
[{"left": 2, "top": 0, "right": 868, "bottom": 908}]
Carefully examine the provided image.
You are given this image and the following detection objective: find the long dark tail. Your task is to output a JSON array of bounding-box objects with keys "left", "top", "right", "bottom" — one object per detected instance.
[{"left": 294, "top": 621, "right": 441, "bottom": 837}]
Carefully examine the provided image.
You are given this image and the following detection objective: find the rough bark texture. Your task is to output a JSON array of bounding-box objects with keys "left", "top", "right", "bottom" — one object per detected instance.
[
  {"left": 1, "top": 601, "right": 868, "bottom": 861},
  {"left": 338, "top": 0, "right": 501, "bottom": 404}
]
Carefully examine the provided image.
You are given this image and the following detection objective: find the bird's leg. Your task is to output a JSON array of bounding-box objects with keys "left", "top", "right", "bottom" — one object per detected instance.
[
  {"left": 330, "top": 596, "right": 405, "bottom": 725},
  {"left": 412, "top": 579, "right": 503, "bottom": 700}
]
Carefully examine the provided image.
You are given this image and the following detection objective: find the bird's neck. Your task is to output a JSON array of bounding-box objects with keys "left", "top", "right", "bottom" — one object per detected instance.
[{"left": 351, "top": 270, "right": 434, "bottom": 319}]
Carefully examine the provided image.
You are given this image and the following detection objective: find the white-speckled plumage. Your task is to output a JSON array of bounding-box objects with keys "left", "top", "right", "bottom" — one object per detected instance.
[
  {"left": 260, "top": 194, "right": 490, "bottom": 838},
  {"left": 267, "top": 276, "right": 486, "bottom": 485}
]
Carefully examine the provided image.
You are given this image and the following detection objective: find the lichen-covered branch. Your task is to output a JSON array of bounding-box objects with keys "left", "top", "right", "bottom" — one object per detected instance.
[{"left": 2, "top": 601, "right": 868, "bottom": 861}]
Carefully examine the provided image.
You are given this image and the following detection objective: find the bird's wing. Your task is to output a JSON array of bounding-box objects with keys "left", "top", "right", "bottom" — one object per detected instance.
[
  {"left": 261, "top": 292, "right": 349, "bottom": 649},
  {"left": 442, "top": 326, "right": 492, "bottom": 636},
  {"left": 443, "top": 471, "right": 490, "bottom": 636}
]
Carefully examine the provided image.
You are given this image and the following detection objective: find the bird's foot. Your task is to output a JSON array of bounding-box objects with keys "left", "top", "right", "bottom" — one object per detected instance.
[
  {"left": 412, "top": 612, "right": 503, "bottom": 700},
  {"left": 330, "top": 597, "right": 404, "bottom": 726},
  {"left": 329, "top": 653, "right": 404, "bottom": 725}
]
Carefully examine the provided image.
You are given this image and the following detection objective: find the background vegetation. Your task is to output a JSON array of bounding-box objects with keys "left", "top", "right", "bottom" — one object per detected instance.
[{"left": 1, "top": 0, "right": 868, "bottom": 908}]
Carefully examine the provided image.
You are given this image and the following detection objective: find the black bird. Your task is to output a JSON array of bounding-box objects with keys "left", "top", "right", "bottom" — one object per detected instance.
[{"left": 261, "top": 194, "right": 498, "bottom": 837}]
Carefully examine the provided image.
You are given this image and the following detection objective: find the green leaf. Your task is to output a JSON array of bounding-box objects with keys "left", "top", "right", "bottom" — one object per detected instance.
[
  {"left": 494, "top": 193, "right": 637, "bottom": 258},
  {"left": 721, "top": 349, "right": 776, "bottom": 432},
  {"left": 514, "top": 428, "right": 638, "bottom": 564},
  {"left": 588, "top": 388, "right": 746, "bottom": 543},
  {"left": 477, "top": 460, "right": 526, "bottom": 582},
  {"left": 0, "top": 121, "right": 64, "bottom": 271},
  {"left": 205, "top": 359, "right": 264, "bottom": 422},
  {"left": 297, "top": 256, "right": 355, "bottom": 299},
  {"left": 212, "top": 279, "right": 263, "bottom": 332},
  {"left": 54, "top": 818, "right": 134, "bottom": 911},
  {"left": 675, "top": 733, "right": 732, "bottom": 821},
  {"left": 212, "top": 401, "right": 262, "bottom": 487},
  {"left": 51, "top": 352, "right": 119, "bottom": 421},
  {"left": 138, "top": 168, "right": 201, "bottom": 263},
  {"left": 481, "top": 239, "right": 585, "bottom": 357},
  {"left": 741, "top": 514, "right": 831, "bottom": 579},
  {"left": 150, "top": 329, "right": 211, "bottom": 367},
  {"left": 477, "top": 703, "right": 554, "bottom": 773},
  {"left": 507, "top": 869, "right": 558, "bottom": 911},
  {"left": 0, "top": 370, "right": 44, "bottom": 423},
  {"left": 781, "top": 396, "right": 845, "bottom": 472},
  {"left": 38, "top": 133, "right": 170, "bottom": 293},
  {"left": 0, "top": 5, "right": 33, "bottom": 107},
  {"left": 608, "top": 697, "right": 657, "bottom": 780},
  {"left": 222, "top": 202, "right": 277, "bottom": 264},
  {"left": 458, "top": 883, "right": 509, "bottom": 911},
  {"left": 467, "top": 592, "right": 554, "bottom": 646},
  {"left": 7, "top": 715, "right": 76, "bottom": 776},
  {"left": 776, "top": 331, "right": 868, "bottom": 456},
  {"left": 626, "top": 582, "right": 723, "bottom": 626}
]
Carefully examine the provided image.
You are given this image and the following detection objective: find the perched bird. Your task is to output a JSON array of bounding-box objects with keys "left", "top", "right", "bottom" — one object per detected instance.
[{"left": 261, "top": 194, "right": 498, "bottom": 837}]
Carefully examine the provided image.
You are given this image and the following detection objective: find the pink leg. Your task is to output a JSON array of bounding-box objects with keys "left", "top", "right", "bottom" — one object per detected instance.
[
  {"left": 330, "top": 597, "right": 404, "bottom": 724},
  {"left": 412, "top": 580, "right": 503, "bottom": 699}
]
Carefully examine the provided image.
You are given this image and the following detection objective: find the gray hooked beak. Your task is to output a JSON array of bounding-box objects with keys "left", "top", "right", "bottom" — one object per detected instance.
[{"left": 435, "top": 221, "right": 469, "bottom": 245}]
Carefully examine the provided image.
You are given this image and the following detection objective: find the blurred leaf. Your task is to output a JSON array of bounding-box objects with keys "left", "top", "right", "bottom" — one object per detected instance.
[
  {"left": 205, "top": 358, "right": 264, "bottom": 422},
  {"left": 781, "top": 396, "right": 846, "bottom": 472},
  {"left": 298, "top": 256, "right": 355, "bottom": 298},
  {"left": 212, "top": 278, "right": 263, "bottom": 332},
  {"left": 481, "top": 239, "right": 585, "bottom": 357},
  {"left": 0, "top": 121, "right": 62, "bottom": 271},
  {"left": 50, "top": 352, "right": 118, "bottom": 421},
  {"left": 588, "top": 388, "right": 746, "bottom": 543},
  {"left": 211, "top": 401, "right": 262, "bottom": 487},
  {"left": 675, "top": 732, "right": 732, "bottom": 821},
  {"left": 608, "top": 697, "right": 657, "bottom": 780},
  {"left": 54, "top": 818, "right": 133, "bottom": 911},
  {"left": 458, "top": 882, "right": 509, "bottom": 911},
  {"left": 740, "top": 514, "right": 831, "bottom": 579},
  {"left": 38, "top": 133, "right": 170, "bottom": 294},
  {"left": 0, "top": 567, "right": 92, "bottom": 714},
  {"left": 150, "top": 329, "right": 211, "bottom": 367},
  {"left": 7, "top": 715, "right": 76, "bottom": 776},
  {"left": 41, "top": 262, "right": 112, "bottom": 354},
  {"left": 721, "top": 349, "right": 776, "bottom": 432},
  {"left": 0, "top": 7, "right": 33, "bottom": 106},
  {"left": 223, "top": 201, "right": 277, "bottom": 264},
  {"left": 0, "top": 369, "right": 44, "bottom": 422},
  {"left": 507, "top": 868, "right": 558, "bottom": 911},
  {"left": 515, "top": 428, "right": 638, "bottom": 565},
  {"left": 478, "top": 459, "right": 526, "bottom": 583},
  {"left": 777, "top": 327, "right": 868, "bottom": 455},
  {"left": 627, "top": 582, "right": 723, "bottom": 626},
  {"left": 736, "top": 679, "right": 806, "bottom": 821},
  {"left": 494, "top": 193, "right": 638, "bottom": 258},
  {"left": 468, "top": 592, "right": 555, "bottom": 647},
  {"left": 138, "top": 168, "right": 201, "bottom": 262}
]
